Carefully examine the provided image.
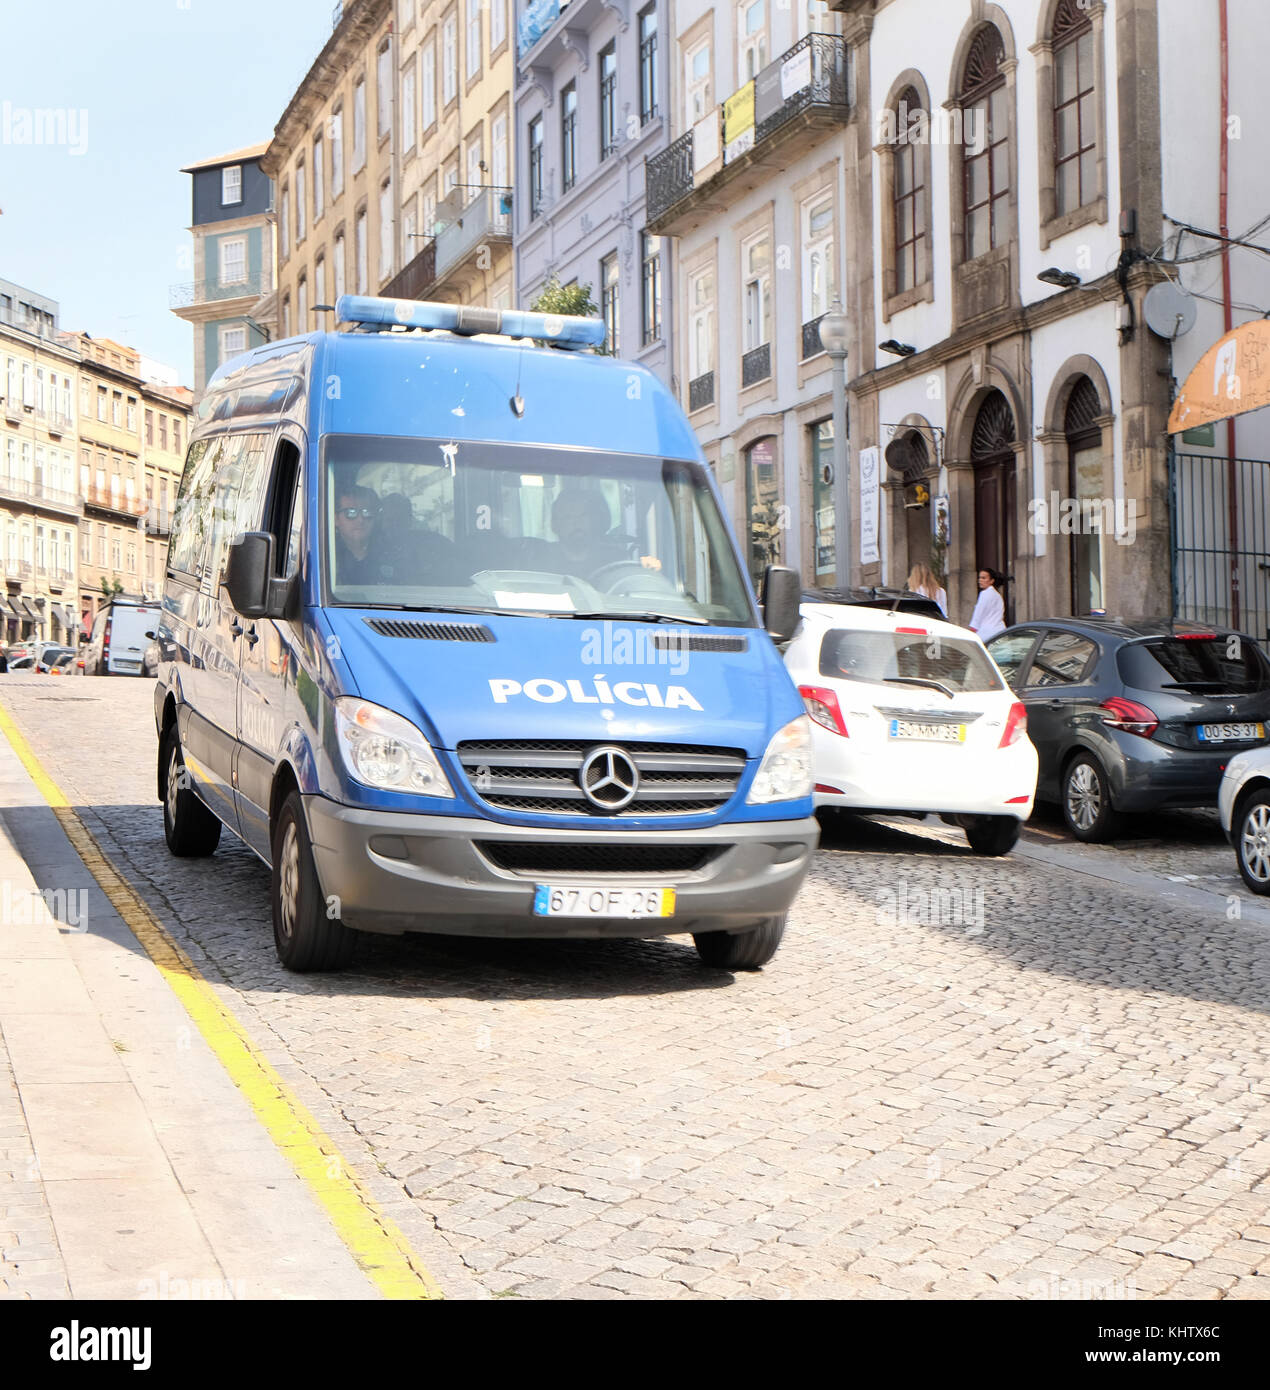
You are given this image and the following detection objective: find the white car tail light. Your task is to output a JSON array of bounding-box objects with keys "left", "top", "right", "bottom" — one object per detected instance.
[{"left": 798, "top": 684, "right": 848, "bottom": 736}]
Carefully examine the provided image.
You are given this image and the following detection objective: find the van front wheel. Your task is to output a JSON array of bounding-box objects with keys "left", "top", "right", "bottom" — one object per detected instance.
[
  {"left": 271, "top": 791, "right": 356, "bottom": 972},
  {"left": 693, "top": 915, "right": 786, "bottom": 970},
  {"left": 161, "top": 726, "right": 221, "bottom": 857}
]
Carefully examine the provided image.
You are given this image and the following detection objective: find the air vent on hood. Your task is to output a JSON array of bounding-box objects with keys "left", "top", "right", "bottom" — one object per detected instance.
[
  {"left": 364, "top": 618, "right": 495, "bottom": 642},
  {"left": 650, "top": 632, "right": 749, "bottom": 653}
]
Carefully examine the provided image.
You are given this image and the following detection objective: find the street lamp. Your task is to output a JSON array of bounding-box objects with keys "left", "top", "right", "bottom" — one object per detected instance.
[{"left": 819, "top": 299, "right": 851, "bottom": 589}]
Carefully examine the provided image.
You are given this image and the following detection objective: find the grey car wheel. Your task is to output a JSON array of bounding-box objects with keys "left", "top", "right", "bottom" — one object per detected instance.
[
  {"left": 1061, "top": 753, "right": 1120, "bottom": 843},
  {"left": 1236, "top": 792, "right": 1270, "bottom": 895}
]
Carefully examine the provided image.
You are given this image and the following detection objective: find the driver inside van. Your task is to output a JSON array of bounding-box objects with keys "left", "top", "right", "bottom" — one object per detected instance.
[
  {"left": 549, "top": 486, "right": 661, "bottom": 580},
  {"left": 334, "top": 483, "right": 397, "bottom": 586}
]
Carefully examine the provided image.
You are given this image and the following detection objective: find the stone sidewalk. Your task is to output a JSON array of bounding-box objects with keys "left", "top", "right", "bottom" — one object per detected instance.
[{"left": 0, "top": 727, "right": 382, "bottom": 1301}]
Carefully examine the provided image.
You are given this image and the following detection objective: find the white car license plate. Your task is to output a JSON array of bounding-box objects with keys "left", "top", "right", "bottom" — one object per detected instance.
[
  {"left": 533, "top": 885, "right": 675, "bottom": 919},
  {"left": 1198, "top": 721, "right": 1263, "bottom": 742},
  {"left": 888, "top": 719, "right": 966, "bottom": 743}
]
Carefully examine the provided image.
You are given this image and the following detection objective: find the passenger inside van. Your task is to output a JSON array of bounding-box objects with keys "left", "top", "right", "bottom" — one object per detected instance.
[
  {"left": 549, "top": 486, "right": 661, "bottom": 580},
  {"left": 333, "top": 480, "right": 460, "bottom": 588}
]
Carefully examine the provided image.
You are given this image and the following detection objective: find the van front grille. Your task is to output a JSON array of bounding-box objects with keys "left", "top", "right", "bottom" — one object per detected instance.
[
  {"left": 477, "top": 842, "right": 721, "bottom": 876},
  {"left": 456, "top": 739, "right": 746, "bottom": 817}
]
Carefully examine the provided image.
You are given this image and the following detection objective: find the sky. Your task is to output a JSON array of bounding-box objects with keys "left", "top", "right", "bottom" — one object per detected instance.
[{"left": 0, "top": 0, "right": 335, "bottom": 386}]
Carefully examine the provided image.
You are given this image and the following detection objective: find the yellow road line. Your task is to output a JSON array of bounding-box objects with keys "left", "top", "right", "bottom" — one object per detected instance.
[{"left": 0, "top": 700, "right": 441, "bottom": 1301}]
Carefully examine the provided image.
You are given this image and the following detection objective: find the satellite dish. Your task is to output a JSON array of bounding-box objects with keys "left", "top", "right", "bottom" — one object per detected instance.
[{"left": 1144, "top": 282, "right": 1197, "bottom": 340}]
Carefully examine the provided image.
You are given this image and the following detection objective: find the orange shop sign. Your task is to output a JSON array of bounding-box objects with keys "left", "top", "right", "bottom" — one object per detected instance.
[{"left": 1167, "top": 319, "right": 1270, "bottom": 434}]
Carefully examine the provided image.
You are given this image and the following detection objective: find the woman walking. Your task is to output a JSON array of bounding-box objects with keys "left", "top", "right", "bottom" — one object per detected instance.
[
  {"left": 968, "top": 567, "right": 1006, "bottom": 641},
  {"left": 906, "top": 563, "right": 947, "bottom": 617}
]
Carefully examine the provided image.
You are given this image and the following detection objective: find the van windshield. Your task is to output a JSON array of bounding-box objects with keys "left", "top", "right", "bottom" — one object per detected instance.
[{"left": 322, "top": 436, "right": 756, "bottom": 626}]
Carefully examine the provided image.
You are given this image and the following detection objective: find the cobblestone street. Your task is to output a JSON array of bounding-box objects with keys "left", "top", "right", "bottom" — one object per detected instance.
[{"left": 4, "top": 675, "right": 1270, "bottom": 1299}]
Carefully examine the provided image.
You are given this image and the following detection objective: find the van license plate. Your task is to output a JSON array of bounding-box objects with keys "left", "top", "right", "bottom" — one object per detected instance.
[
  {"left": 889, "top": 719, "right": 966, "bottom": 743},
  {"left": 533, "top": 885, "right": 675, "bottom": 918},
  {"left": 1198, "top": 722, "right": 1263, "bottom": 742}
]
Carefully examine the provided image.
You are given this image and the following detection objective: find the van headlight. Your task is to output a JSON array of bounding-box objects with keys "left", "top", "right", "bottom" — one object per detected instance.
[
  {"left": 334, "top": 698, "right": 455, "bottom": 798},
  {"left": 747, "top": 716, "right": 814, "bottom": 804}
]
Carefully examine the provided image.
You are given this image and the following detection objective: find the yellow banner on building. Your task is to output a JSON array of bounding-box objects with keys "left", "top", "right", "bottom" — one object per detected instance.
[
  {"left": 1168, "top": 319, "right": 1270, "bottom": 433},
  {"left": 723, "top": 81, "right": 755, "bottom": 160}
]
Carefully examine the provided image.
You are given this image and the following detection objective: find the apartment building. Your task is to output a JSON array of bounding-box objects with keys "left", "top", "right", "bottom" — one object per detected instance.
[
  {"left": 514, "top": 0, "right": 672, "bottom": 383},
  {"left": 140, "top": 380, "right": 194, "bottom": 600},
  {"left": 835, "top": 0, "right": 1270, "bottom": 633},
  {"left": 172, "top": 143, "right": 276, "bottom": 394},
  {"left": 0, "top": 279, "right": 81, "bottom": 646},
  {"left": 386, "top": 0, "right": 515, "bottom": 306},
  {"left": 646, "top": 0, "right": 849, "bottom": 585}
]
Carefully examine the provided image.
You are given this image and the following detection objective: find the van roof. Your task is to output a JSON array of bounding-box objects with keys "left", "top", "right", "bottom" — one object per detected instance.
[{"left": 199, "top": 315, "right": 701, "bottom": 460}]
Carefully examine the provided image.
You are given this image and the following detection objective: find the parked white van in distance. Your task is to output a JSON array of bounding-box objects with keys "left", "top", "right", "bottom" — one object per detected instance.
[{"left": 85, "top": 599, "right": 159, "bottom": 676}]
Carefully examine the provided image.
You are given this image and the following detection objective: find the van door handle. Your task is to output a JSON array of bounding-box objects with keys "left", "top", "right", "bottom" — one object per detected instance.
[
  {"left": 243, "top": 624, "right": 259, "bottom": 647},
  {"left": 230, "top": 620, "right": 245, "bottom": 639}
]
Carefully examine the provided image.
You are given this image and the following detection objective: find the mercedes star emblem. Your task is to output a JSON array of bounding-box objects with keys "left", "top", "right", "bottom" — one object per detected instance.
[{"left": 579, "top": 745, "right": 640, "bottom": 812}]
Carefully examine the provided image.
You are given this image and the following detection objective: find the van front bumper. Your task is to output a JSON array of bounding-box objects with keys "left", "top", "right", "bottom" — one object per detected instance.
[{"left": 303, "top": 796, "right": 819, "bottom": 938}]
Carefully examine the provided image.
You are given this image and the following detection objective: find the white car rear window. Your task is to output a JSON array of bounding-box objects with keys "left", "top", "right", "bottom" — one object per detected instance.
[{"left": 818, "top": 629, "right": 1003, "bottom": 693}]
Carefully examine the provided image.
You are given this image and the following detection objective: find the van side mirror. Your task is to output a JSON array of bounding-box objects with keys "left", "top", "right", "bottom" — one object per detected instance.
[
  {"left": 761, "top": 565, "right": 801, "bottom": 644},
  {"left": 225, "top": 532, "right": 291, "bottom": 619}
]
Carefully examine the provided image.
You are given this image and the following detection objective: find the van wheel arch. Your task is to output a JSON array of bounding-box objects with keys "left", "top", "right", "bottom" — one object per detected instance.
[
  {"left": 158, "top": 696, "right": 179, "bottom": 802},
  {"left": 269, "top": 763, "right": 303, "bottom": 852}
]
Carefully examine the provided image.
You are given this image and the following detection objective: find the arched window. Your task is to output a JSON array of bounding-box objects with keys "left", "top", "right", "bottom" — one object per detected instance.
[
  {"left": 959, "top": 25, "right": 1008, "bottom": 260},
  {"left": 1065, "top": 375, "right": 1104, "bottom": 614},
  {"left": 893, "top": 87, "right": 927, "bottom": 293},
  {"left": 970, "top": 389, "right": 1017, "bottom": 618},
  {"left": 1052, "top": 0, "right": 1096, "bottom": 215}
]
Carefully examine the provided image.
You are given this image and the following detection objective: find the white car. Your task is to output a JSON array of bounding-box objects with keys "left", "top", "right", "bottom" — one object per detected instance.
[
  {"left": 783, "top": 600, "right": 1039, "bottom": 855},
  {"left": 1218, "top": 747, "right": 1270, "bottom": 893}
]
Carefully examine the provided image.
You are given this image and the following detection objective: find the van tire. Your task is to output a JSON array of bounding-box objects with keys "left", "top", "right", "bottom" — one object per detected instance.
[
  {"left": 693, "top": 915, "right": 786, "bottom": 970},
  {"left": 271, "top": 791, "right": 356, "bottom": 972},
  {"left": 963, "top": 814, "right": 1022, "bottom": 856},
  {"left": 161, "top": 726, "right": 221, "bottom": 857}
]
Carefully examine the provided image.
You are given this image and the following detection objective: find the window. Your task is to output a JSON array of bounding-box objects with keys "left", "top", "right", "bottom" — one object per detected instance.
[
  {"left": 353, "top": 78, "right": 367, "bottom": 169},
  {"left": 802, "top": 195, "right": 835, "bottom": 320},
  {"left": 688, "top": 267, "right": 714, "bottom": 381},
  {"left": 641, "top": 234, "right": 661, "bottom": 345},
  {"left": 379, "top": 181, "right": 393, "bottom": 281},
  {"left": 330, "top": 107, "right": 344, "bottom": 198},
  {"left": 421, "top": 41, "right": 436, "bottom": 128},
  {"left": 466, "top": 135, "right": 482, "bottom": 194},
  {"left": 739, "top": 0, "right": 767, "bottom": 81},
  {"left": 356, "top": 208, "right": 369, "bottom": 293},
  {"left": 315, "top": 256, "right": 327, "bottom": 309},
  {"left": 528, "top": 115, "right": 544, "bottom": 216},
  {"left": 1026, "top": 630, "right": 1097, "bottom": 687},
  {"left": 466, "top": 0, "right": 481, "bottom": 77},
  {"left": 685, "top": 41, "right": 711, "bottom": 125},
  {"left": 443, "top": 16, "right": 457, "bottom": 106},
  {"left": 111, "top": 392, "right": 122, "bottom": 427},
  {"left": 282, "top": 297, "right": 292, "bottom": 337},
  {"left": 601, "top": 253, "right": 620, "bottom": 355},
  {"left": 280, "top": 187, "right": 290, "bottom": 257},
  {"left": 219, "top": 236, "right": 247, "bottom": 286},
  {"left": 81, "top": 528, "right": 90, "bottom": 564},
  {"left": 561, "top": 83, "right": 577, "bottom": 192},
  {"left": 159, "top": 415, "right": 168, "bottom": 451},
  {"left": 145, "top": 408, "right": 154, "bottom": 445},
  {"left": 111, "top": 537, "right": 122, "bottom": 571},
  {"left": 742, "top": 234, "right": 771, "bottom": 351},
  {"left": 402, "top": 63, "right": 416, "bottom": 151},
  {"left": 298, "top": 276, "right": 308, "bottom": 331},
  {"left": 1065, "top": 375, "right": 1104, "bottom": 615},
  {"left": 295, "top": 161, "right": 306, "bottom": 243},
  {"left": 1053, "top": 0, "right": 1096, "bottom": 216},
  {"left": 639, "top": 7, "right": 658, "bottom": 125},
  {"left": 892, "top": 88, "right": 928, "bottom": 292},
  {"left": 79, "top": 376, "right": 90, "bottom": 414},
  {"left": 599, "top": 44, "right": 617, "bottom": 158},
  {"left": 960, "top": 24, "right": 1009, "bottom": 260},
  {"left": 313, "top": 132, "right": 325, "bottom": 220},
  {"left": 800, "top": 0, "right": 832, "bottom": 35},
  {"left": 334, "top": 233, "right": 347, "bottom": 299},
  {"left": 20, "top": 361, "right": 32, "bottom": 407},
  {"left": 222, "top": 164, "right": 242, "bottom": 205},
  {"left": 423, "top": 188, "right": 437, "bottom": 238},
  {"left": 127, "top": 397, "right": 137, "bottom": 433},
  {"left": 173, "top": 419, "right": 181, "bottom": 455},
  {"left": 492, "top": 114, "right": 508, "bottom": 189},
  {"left": 490, "top": 0, "right": 506, "bottom": 52},
  {"left": 377, "top": 42, "right": 392, "bottom": 139}
]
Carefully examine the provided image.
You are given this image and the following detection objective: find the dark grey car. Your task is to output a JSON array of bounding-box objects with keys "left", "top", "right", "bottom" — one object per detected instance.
[{"left": 986, "top": 619, "right": 1270, "bottom": 841}]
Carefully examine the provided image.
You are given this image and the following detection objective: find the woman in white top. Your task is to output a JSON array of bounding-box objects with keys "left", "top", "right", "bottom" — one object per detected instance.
[
  {"left": 969, "top": 568, "right": 1006, "bottom": 641},
  {"left": 906, "top": 563, "right": 948, "bottom": 618}
]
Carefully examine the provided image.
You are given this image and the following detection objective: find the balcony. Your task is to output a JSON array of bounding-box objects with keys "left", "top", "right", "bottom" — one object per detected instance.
[
  {"left": 688, "top": 371, "right": 715, "bottom": 413},
  {"left": 4, "top": 560, "right": 31, "bottom": 581},
  {"left": 645, "top": 34, "right": 850, "bottom": 234},
  {"left": 169, "top": 270, "right": 272, "bottom": 310},
  {"left": 802, "top": 314, "right": 826, "bottom": 360},
  {"left": 47, "top": 409, "right": 74, "bottom": 436},
  {"left": 382, "top": 239, "right": 437, "bottom": 302},
  {"left": 433, "top": 187, "right": 513, "bottom": 286},
  {"left": 145, "top": 509, "right": 172, "bottom": 537},
  {"left": 741, "top": 343, "right": 772, "bottom": 389},
  {"left": 83, "top": 485, "right": 147, "bottom": 519},
  {"left": 0, "top": 476, "right": 81, "bottom": 515}
]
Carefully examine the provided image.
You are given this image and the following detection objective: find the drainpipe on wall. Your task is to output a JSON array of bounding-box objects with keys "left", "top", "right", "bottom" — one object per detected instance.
[{"left": 1219, "top": 0, "right": 1240, "bottom": 629}]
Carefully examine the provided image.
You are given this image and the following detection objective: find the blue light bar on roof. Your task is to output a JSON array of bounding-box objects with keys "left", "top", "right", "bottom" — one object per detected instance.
[{"left": 334, "top": 294, "right": 606, "bottom": 350}]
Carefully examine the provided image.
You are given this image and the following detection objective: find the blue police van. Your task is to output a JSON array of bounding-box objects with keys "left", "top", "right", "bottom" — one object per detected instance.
[{"left": 154, "top": 296, "right": 818, "bottom": 972}]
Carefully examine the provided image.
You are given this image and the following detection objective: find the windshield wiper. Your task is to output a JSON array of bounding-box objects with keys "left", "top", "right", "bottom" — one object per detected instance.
[
  {"left": 556, "top": 609, "right": 711, "bottom": 625},
  {"left": 884, "top": 676, "right": 956, "bottom": 699}
]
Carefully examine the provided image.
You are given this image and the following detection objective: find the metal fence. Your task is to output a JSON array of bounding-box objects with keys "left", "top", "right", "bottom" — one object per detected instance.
[{"left": 1170, "top": 450, "right": 1270, "bottom": 642}]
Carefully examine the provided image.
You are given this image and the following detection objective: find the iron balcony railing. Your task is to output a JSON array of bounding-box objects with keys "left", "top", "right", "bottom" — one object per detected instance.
[
  {"left": 169, "top": 270, "right": 272, "bottom": 310},
  {"left": 433, "top": 187, "right": 513, "bottom": 283},
  {"left": 802, "top": 314, "right": 826, "bottom": 360},
  {"left": 0, "top": 305, "right": 63, "bottom": 343},
  {"left": 145, "top": 509, "right": 172, "bottom": 536},
  {"left": 688, "top": 371, "right": 714, "bottom": 413},
  {"left": 83, "top": 485, "right": 147, "bottom": 517},
  {"left": 383, "top": 239, "right": 438, "bottom": 302},
  {"left": 645, "top": 33, "right": 849, "bottom": 226},
  {"left": 741, "top": 343, "right": 771, "bottom": 388},
  {"left": 47, "top": 409, "right": 74, "bottom": 433},
  {"left": 0, "top": 477, "right": 81, "bottom": 512}
]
